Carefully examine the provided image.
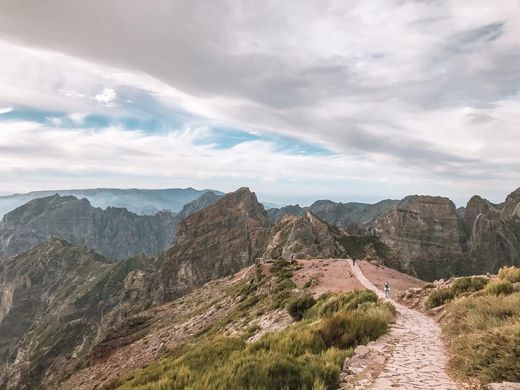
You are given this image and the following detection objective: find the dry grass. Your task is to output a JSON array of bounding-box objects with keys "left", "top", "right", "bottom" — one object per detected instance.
[{"left": 442, "top": 272, "right": 520, "bottom": 384}]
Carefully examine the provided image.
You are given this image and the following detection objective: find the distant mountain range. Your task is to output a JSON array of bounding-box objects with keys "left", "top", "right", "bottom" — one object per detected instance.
[
  {"left": 0, "top": 187, "right": 224, "bottom": 218},
  {"left": 0, "top": 191, "right": 222, "bottom": 259}
]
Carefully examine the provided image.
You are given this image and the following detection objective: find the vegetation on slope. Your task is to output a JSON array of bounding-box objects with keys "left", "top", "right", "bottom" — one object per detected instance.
[
  {"left": 432, "top": 267, "right": 520, "bottom": 384},
  {"left": 107, "top": 260, "right": 395, "bottom": 390}
]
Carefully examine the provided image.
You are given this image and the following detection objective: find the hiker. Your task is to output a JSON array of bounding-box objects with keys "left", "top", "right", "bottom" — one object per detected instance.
[
  {"left": 352, "top": 258, "right": 356, "bottom": 266},
  {"left": 384, "top": 282, "right": 390, "bottom": 298}
]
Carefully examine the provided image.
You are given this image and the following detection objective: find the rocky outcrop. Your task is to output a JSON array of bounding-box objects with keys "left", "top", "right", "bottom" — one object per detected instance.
[
  {"left": 262, "top": 212, "right": 341, "bottom": 260},
  {"left": 0, "top": 194, "right": 178, "bottom": 259},
  {"left": 372, "top": 196, "right": 465, "bottom": 280},
  {"left": 371, "top": 189, "right": 520, "bottom": 280},
  {"left": 158, "top": 187, "right": 272, "bottom": 300},
  {"left": 268, "top": 199, "right": 399, "bottom": 228},
  {"left": 462, "top": 190, "right": 520, "bottom": 275}
]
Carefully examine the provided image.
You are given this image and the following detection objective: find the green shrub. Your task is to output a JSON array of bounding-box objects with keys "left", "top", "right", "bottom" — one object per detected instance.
[
  {"left": 485, "top": 280, "right": 514, "bottom": 296},
  {"left": 452, "top": 277, "right": 488, "bottom": 295},
  {"left": 315, "top": 290, "right": 378, "bottom": 317},
  {"left": 318, "top": 310, "right": 389, "bottom": 349},
  {"left": 287, "top": 295, "right": 316, "bottom": 321},
  {"left": 498, "top": 266, "right": 520, "bottom": 283},
  {"left": 427, "top": 288, "right": 455, "bottom": 308},
  {"left": 114, "top": 289, "right": 394, "bottom": 390}
]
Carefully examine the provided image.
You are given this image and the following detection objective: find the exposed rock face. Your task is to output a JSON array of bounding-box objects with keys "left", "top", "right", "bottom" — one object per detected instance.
[
  {"left": 372, "top": 189, "right": 520, "bottom": 280},
  {"left": 0, "top": 194, "right": 178, "bottom": 259},
  {"left": 158, "top": 187, "right": 272, "bottom": 300},
  {"left": 372, "top": 195, "right": 463, "bottom": 280},
  {"left": 0, "top": 239, "right": 151, "bottom": 390},
  {"left": 262, "top": 212, "right": 341, "bottom": 260},
  {"left": 463, "top": 190, "right": 520, "bottom": 274},
  {"left": 268, "top": 199, "right": 399, "bottom": 228}
]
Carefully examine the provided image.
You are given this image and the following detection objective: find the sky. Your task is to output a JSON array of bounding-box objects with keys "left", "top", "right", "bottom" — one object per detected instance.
[{"left": 0, "top": 0, "right": 518, "bottom": 206}]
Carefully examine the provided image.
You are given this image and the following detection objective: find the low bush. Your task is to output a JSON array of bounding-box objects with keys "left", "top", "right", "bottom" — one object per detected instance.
[
  {"left": 451, "top": 276, "right": 488, "bottom": 295},
  {"left": 498, "top": 266, "right": 520, "bottom": 283},
  {"left": 314, "top": 290, "right": 378, "bottom": 317},
  {"left": 318, "top": 310, "right": 389, "bottom": 349},
  {"left": 485, "top": 280, "right": 514, "bottom": 296},
  {"left": 287, "top": 295, "right": 316, "bottom": 321},
  {"left": 427, "top": 287, "right": 455, "bottom": 308}
]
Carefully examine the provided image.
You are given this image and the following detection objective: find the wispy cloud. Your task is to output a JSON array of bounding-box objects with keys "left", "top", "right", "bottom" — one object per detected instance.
[{"left": 0, "top": 0, "right": 518, "bottom": 204}]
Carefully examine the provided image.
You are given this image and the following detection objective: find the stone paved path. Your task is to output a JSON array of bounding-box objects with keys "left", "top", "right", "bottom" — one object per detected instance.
[{"left": 348, "top": 260, "right": 457, "bottom": 390}]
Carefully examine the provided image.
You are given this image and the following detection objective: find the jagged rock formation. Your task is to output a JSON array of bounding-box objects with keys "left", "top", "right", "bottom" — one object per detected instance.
[
  {"left": 0, "top": 194, "right": 178, "bottom": 259},
  {"left": 0, "top": 239, "right": 152, "bottom": 390},
  {"left": 372, "top": 195, "right": 464, "bottom": 279},
  {"left": 462, "top": 189, "right": 520, "bottom": 274},
  {"left": 0, "top": 187, "right": 224, "bottom": 218},
  {"left": 158, "top": 187, "right": 272, "bottom": 300},
  {"left": 372, "top": 189, "right": 520, "bottom": 280},
  {"left": 262, "top": 212, "right": 342, "bottom": 260},
  {"left": 268, "top": 199, "right": 399, "bottom": 228}
]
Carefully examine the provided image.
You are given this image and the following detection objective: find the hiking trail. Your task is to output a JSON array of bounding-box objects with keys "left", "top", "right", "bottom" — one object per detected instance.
[{"left": 345, "top": 260, "right": 457, "bottom": 390}]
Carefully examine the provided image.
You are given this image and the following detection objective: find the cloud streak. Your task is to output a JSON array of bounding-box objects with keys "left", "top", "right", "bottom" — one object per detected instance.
[{"left": 0, "top": 0, "right": 518, "bottom": 204}]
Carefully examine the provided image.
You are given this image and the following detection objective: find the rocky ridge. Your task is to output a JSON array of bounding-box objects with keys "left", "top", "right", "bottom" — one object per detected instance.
[
  {"left": 262, "top": 211, "right": 342, "bottom": 260},
  {"left": 371, "top": 188, "right": 520, "bottom": 280},
  {"left": 267, "top": 199, "right": 399, "bottom": 228}
]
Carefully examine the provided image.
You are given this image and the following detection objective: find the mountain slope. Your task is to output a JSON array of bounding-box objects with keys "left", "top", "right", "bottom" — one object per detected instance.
[
  {"left": 0, "top": 188, "right": 275, "bottom": 389},
  {"left": 0, "top": 195, "right": 178, "bottom": 259},
  {"left": 0, "top": 239, "right": 151, "bottom": 390}
]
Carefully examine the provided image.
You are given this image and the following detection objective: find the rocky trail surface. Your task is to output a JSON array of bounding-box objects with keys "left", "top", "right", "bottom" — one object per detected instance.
[{"left": 344, "top": 260, "right": 457, "bottom": 390}]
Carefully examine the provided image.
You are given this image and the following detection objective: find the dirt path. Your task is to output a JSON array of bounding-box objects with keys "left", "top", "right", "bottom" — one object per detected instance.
[{"left": 348, "top": 260, "right": 456, "bottom": 390}]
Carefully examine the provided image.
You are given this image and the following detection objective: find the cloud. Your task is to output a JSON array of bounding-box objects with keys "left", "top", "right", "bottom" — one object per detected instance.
[
  {"left": 0, "top": 0, "right": 518, "bottom": 203},
  {"left": 94, "top": 88, "right": 116, "bottom": 105},
  {"left": 0, "top": 107, "right": 13, "bottom": 114}
]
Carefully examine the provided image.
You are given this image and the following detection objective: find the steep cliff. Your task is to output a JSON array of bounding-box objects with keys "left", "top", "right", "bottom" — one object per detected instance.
[
  {"left": 0, "top": 195, "right": 178, "bottom": 259},
  {"left": 371, "top": 195, "right": 464, "bottom": 280},
  {"left": 462, "top": 190, "right": 520, "bottom": 274},
  {"left": 158, "top": 187, "right": 272, "bottom": 300},
  {"left": 371, "top": 189, "right": 520, "bottom": 280}
]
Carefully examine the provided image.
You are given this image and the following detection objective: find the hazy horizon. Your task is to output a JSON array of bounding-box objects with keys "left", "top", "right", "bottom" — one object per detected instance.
[{"left": 1, "top": 184, "right": 518, "bottom": 209}]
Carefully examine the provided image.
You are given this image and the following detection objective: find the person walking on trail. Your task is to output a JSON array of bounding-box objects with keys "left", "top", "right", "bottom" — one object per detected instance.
[
  {"left": 384, "top": 281, "right": 390, "bottom": 298},
  {"left": 352, "top": 258, "right": 356, "bottom": 266}
]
